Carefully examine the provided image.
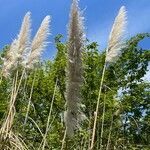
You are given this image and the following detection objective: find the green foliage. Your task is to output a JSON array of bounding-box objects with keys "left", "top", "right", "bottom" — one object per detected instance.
[
  {"left": 0, "top": 46, "right": 10, "bottom": 122},
  {"left": 0, "top": 34, "right": 150, "bottom": 149},
  {"left": 113, "top": 33, "right": 150, "bottom": 147}
]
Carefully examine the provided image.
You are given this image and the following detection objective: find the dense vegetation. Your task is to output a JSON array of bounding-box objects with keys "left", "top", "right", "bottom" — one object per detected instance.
[
  {"left": 0, "top": 33, "right": 150, "bottom": 149},
  {"left": 0, "top": 0, "right": 150, "bottom": 149}
]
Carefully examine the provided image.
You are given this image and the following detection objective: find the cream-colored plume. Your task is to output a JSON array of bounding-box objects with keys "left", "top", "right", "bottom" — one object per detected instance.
[
  {"left": 2, "top": 40, "right": 17, "bottom": 77},
  {"left": 17, "top": 12, "right": 31, "bottom": 60},
  {"left": 26, "top": 16, "right": 51, "bottom": 69},
  {"left": 65, "top": 0, "right": 85, "bottom": 137},
  {"left": 2, "top": 12, "right": 31, "bottom": 77},
  {"left": 105, "top": 6, "right": 127, "bottom": 62}
]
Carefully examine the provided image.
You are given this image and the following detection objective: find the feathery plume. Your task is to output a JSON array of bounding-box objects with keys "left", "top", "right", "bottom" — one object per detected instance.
[
  {"left": 1, "top": 12, "right": 31, "bottom": 77},
  {"left": 26, "top": 16, "right": 51, "bottom": 69},
  {"left": 91, "top": 7, "right": 127, "bottom": 149},
  {"left": 17, "top": 12, "right": 31, "bottom": 61},
  {"left": 2, "top": 41, "right": 18, "bottom": 77},
  {"left": 105, "top": 6, "right": 127, "bottom": 62},
  {"left": 65, "top": 0, "right": 85, "bottom": 137}
]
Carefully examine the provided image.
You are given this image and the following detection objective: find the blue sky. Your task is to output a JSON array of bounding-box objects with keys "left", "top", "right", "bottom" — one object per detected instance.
[{"left": 0, "top": 0, "right": 150, "bottom": 61}]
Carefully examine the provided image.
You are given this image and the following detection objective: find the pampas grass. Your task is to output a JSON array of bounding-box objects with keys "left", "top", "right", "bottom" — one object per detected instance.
[
  {"left": 64, "top": 0, "right": 85, "bottom": 137},
  {"left": 0, "top": 11, "right": 31, "bottom": 147},
  {"left": 23, "top": 14, "right": 51, "bottom": 136},
  {"left": 2, "top": 40, "right": 18, "bottom": 77},
  {"left": 0, "top": 12, "right": 50, "bottom": 150},
  {"left": 90, "top": 6, "right": 127, "bottom": 149},
  {"left": 2, "top": 12, "right": 31, "bottom": 78},
  {"left": 26, "top": 16, "right": 51, "bottom": 69},
  {"left": 0, "top": 1, "right": 130, "bottom": 149},
  {"left": 106, "top": 6, "right": 127, "bottom": 62},
  {"left": 17, "top": 12, "right": 31, "bottom": 62}
]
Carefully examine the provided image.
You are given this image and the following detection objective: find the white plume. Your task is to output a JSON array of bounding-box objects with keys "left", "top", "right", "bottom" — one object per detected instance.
[
  {"left": 106, "top": 6, "right": 127, "bottom": 62},
  {"left": 26, "top": 16, "right": 51, "bottom": 69},
  {"left": 2, "top": 12, "right": 31, "bottom": 77}
]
